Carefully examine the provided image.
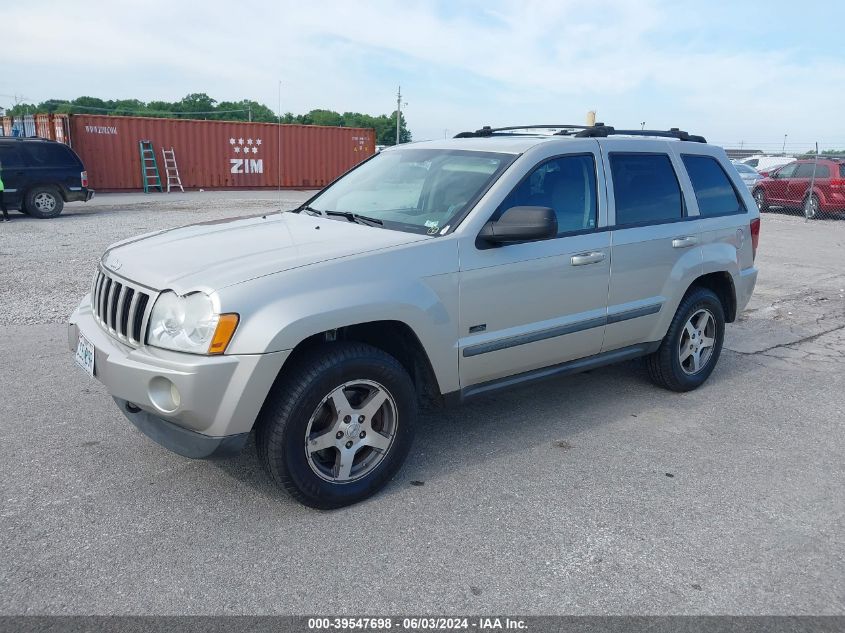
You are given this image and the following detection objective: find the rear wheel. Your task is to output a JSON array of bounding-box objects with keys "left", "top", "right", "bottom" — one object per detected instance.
[
  {"left": 646, "top": 287, "right": 725, "bottom": 392},
  {"left": 803, "top": 193, "right": 822, "bottom": 219},
  {"left": 25, "top": 186, "right": 64, "bottom": 218},
  {"left": 256, "top": 342, "right": 417, "bottom": 509},
  {"left": 753, "top": 188, "right": 768, "bottom": 212}
]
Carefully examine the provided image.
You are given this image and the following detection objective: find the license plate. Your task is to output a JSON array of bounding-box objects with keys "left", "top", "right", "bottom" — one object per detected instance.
[{"left": 74, "top": 333, "right": 95, "bottom": 377}]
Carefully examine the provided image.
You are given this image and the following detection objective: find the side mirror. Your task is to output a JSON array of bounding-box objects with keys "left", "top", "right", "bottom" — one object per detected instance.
[{"left": 478, "top": 206, "right": 557, "bottom": 246}]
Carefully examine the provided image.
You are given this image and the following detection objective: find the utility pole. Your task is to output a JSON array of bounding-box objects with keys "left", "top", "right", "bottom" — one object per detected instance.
[
  {"left": 641, "top": 121, "right": 646, "bottom": 130},
  {"left": 782, "top": 134, "right": 788, "bottom": 154},
  {"left": 248, "top": 105, "right": 252, "bottom": 122},
  {"left": 395, "top": 85, "right": 402, "bottom": 145}
]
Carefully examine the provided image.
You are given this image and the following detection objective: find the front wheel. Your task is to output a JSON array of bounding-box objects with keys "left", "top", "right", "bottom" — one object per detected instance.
[
  {"left": 646, "top": 287, "right": 725, "bottom": 392},
  {"left": 256, "top": 342, "right": 417, "bottom": 509},
  {"left": 25, "top": 186, "right": 64, "bottom": 218}
]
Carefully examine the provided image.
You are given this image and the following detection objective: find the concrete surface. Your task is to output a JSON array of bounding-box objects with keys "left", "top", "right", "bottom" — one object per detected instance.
[{"left": 0, "top": 197, "right": 842, "bottom": 615}]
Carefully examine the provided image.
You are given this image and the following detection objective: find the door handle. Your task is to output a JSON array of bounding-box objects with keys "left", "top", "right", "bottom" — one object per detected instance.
[
  {"left": 672, "top": 236, "right": 698, "bottom": 248},
  {"left": 570, "top": 251, "right": 606, "bottom": 266}
]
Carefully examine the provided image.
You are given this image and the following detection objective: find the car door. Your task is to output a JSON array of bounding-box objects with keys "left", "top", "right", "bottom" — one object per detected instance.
[
  {"left": 788, "top": 162, "right": 828, "bottom": 206},
  {"left": 767, "top": 162, "right": 796, "bottom": 204},
  {"left": 0, "top": 143, "right": 26, "bottom": 209},
  {"left": 600, "top": 140, "right": 702, "bottom": 353},
  {"left": 457, "top": 144, "right": 611, "bottom": 390}
]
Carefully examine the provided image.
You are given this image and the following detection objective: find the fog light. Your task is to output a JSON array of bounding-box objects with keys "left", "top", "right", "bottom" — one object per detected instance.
[{"left": 149, "top": 376, "right": 181, "bottom": 413}]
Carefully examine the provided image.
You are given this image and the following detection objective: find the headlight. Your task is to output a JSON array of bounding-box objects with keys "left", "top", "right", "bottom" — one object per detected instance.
[{"left": 147, "top": 291, "right": 238, "bottom": 355}]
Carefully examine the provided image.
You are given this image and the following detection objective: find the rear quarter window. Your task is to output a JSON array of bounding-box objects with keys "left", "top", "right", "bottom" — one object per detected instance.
[
  {"left": 840, "top": 164, "right": 845, "bottom": 178},
  {"left": 610, "top": 153, "right": 683, "bottom": 226},
  {"left": 681, "top": 155, "right": 745, "bottom": 217},
  {"left": 21, "top": 143, "right": 79, "bottom": 167}
]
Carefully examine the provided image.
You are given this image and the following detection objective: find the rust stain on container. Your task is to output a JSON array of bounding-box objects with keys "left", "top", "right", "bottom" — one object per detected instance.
[{"left": 68, "top": 115, "right": 376, "bottom": 191}]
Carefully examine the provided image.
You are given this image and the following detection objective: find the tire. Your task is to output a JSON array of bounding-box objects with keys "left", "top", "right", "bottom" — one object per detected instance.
[
  {"left": 24, "top": 186, "right": 64, "bottom": 218},
  {"left": 803, "top": 193, "right": 822, "bottom": 220},
  {"left": 646, "top": 287, "right": 725, "bottom": 392},
  {"left": 256, "top": 342, "right": 417, "bottom": 509},
  {"left": 753, "top": 188, "right": 768, "bottom": 212}
]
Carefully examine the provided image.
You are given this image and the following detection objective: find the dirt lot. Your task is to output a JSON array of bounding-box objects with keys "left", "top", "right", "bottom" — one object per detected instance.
[{"left": 0, "top": 194, "right": 843, "bottom": 614}]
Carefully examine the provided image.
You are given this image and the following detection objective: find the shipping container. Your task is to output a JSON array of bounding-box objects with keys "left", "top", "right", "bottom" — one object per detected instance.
[{"left": 68, "top": 115, "right": 376, "bottom": 191}]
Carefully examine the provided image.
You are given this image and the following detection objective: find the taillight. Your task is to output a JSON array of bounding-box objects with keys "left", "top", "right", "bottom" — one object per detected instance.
[
  {"left": 830, "top": 178, "right": 845, "bottom": 189},
  {"left": 81, "top": 171, "right": 88, "bottom": 188},
  {"left": 750, "top": 217, "right": 761, "bottom": 260}
]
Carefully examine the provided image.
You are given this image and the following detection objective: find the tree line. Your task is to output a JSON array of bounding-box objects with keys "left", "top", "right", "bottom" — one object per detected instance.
[{"left": 5, "top": 93, "right": 412, "bottom": 145}]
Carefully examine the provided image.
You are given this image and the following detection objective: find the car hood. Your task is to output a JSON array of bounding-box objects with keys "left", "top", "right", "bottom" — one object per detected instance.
[{"left": 102, "top": 212, "right": 430, "bottom": 294}]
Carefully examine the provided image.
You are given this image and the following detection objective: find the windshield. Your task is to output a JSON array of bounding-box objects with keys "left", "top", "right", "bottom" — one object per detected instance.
[{"left": 301, "top": 148, "right": 514, "bottom": 234}]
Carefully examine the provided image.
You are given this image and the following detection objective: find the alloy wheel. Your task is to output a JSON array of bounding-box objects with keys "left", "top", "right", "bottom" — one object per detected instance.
[
  {"left": 304, "top": 379, "right": 398, "bottom": 483},
  {"left": 34, "top": 192, "right": 57, "bottom": 213},
  {"left": 678, "top": 309, "right": 717, "bottom": 375}
]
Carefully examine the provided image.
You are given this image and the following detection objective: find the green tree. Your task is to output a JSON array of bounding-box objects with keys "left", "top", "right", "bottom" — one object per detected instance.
[{"left": 174, "top": 93, "right": 217, "bottom": 118}]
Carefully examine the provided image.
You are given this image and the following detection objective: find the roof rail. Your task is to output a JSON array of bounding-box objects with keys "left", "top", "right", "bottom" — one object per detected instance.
[
  {"left": 453, "top": 123, "right": 706, "bottom": 143},
  {"left": 574, "top": 125, "right": 707, "bottom": 143},
  {"left": 454, "top": 124, "right": 591, "bottom": 138}
]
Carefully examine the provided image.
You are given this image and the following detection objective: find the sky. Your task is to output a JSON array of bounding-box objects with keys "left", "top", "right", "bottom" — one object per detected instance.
[{"left": 5, "top": 0, "right": 845, "bottom": 151}]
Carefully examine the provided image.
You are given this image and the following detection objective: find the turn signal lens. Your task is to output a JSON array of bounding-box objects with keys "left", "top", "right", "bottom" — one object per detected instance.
[{"left": 209, "top": 314, "right": 239, "bottom": 355}]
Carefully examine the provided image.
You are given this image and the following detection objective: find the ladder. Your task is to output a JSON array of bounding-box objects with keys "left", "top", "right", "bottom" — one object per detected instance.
[
  {"left": 138, "top": 140, "right": 162, "bottom": 193},
  {"left": 161, "top": 147, "right": 184, "bottom": 192}
]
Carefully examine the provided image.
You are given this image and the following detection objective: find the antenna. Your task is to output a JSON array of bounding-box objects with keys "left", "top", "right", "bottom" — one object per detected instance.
[{"left": 277, "top": 80, "right": 282, "bottom": 213}]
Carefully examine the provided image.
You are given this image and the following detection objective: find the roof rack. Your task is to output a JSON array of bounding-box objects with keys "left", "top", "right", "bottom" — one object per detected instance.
[
  {"left": 573, "top": 124, "right": 706, "bottom": 143},
  {"left": 454, "top": 124, "right": 591, "bottom": 138},
  {"left": 454, "top": 123, "right": 706, "bottom": 143}
]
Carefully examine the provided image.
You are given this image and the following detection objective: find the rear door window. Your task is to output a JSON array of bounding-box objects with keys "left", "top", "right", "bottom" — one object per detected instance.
[
  {"left": 793, "top": 163, "right": 829, "bottom": 178},
  {"left": 21, "top": 142, "right": 78, "bottom": 167},
  {"left": 682, "top": 155, "right": 745, "bottom": 217},
  {"left": 610, "top": 153, "right": 683, "bottom": 226}
]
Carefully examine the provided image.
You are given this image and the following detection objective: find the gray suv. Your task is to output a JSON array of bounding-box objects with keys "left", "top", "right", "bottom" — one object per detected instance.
[{"left": 68, "top": 124, "right": 760, "bottom": 508}]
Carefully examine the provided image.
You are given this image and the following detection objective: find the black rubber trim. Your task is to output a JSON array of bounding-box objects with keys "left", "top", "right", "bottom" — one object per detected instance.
[
  {"left": 606, "top": 302, "right": 662, "bottom": 324},
  {"left": 463, "top": 316, "right": 606, "bottom": 358},
  {"left": 462, "top": 302, "right": 662, "bottom": 358},
  {"left": 114, "top": 397, "right": 248, "bottom": 459},
  {"left": 460, "top": 341, "right": 662, "bottom": 401}
]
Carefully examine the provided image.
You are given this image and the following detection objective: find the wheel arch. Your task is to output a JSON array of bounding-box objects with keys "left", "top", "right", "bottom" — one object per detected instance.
[
  {"left": 271, "top": 319, "right": 443, "bottom": 409},
  {"left": 686, "top": 271, "right": 737, "bottom": 323}
]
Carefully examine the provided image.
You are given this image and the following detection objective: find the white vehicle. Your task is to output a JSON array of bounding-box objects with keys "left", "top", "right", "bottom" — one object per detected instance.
[{"left": 741, "top": 155, "right": 795, "bottom": 174}]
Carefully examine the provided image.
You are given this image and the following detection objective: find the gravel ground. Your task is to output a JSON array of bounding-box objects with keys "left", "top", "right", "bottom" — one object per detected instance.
[
  {"left": 0, "top": 195, "right": 843, "bottom": 615},
  {"left": 0, "top": 191, "right": 312, "bottom": 326}
]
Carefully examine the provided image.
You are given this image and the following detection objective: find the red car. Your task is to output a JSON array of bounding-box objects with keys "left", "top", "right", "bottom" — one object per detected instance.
[{"left": 752, "top": 158, "right": 845, "bottom": 218}]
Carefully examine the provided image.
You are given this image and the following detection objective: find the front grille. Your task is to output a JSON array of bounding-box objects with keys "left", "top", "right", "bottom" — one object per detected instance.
[{"left": 91, "top": 268, "right": 156, "bottom": 347}]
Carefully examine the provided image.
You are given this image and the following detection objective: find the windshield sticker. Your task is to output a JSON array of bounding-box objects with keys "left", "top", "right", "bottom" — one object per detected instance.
[{"left": 424, "top": 220, "right": 440, "bottom": 229}]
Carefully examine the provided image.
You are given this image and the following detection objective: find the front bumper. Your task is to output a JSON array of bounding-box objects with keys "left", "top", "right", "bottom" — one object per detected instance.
[{"left": 68, "top": 294, "right": 289, "bottom": 458}]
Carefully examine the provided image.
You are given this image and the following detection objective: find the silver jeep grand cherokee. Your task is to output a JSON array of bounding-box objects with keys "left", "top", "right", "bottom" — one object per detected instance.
[{"left": 69, "top": 124, "right": 760, "bottom": 508}]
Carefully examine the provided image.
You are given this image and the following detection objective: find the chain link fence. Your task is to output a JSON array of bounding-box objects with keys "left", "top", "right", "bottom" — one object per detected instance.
[{"left": 721, "top": 141, "right": 845, "bottom": 220}]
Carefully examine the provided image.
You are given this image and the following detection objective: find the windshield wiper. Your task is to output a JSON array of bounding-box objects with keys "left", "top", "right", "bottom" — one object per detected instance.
[
  {"left": 298, "top": 205, "right": 324, "bottom": 216},
  {"left": 323, "top": 210, "right": 384, "bottom": 227}
]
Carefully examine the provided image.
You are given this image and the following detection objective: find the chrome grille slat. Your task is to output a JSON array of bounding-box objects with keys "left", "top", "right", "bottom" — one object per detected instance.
[
  {"left": 99, "top": 278, "right": 111, "bottom": 325},
  {"left": 89, "top": 266, "right": 157, "bottom": 348},
  {"left": 126, "top": 291, "right": 140, "bottom": 344},
  {"left": 105, "top": 280, "right": 118, "bottom": 333},
  {"left": 115, "top": 286, "right": 129, "bottom": 338},
  {"left": 92, "top": 273, "right": 105, "bottom": 324}
]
